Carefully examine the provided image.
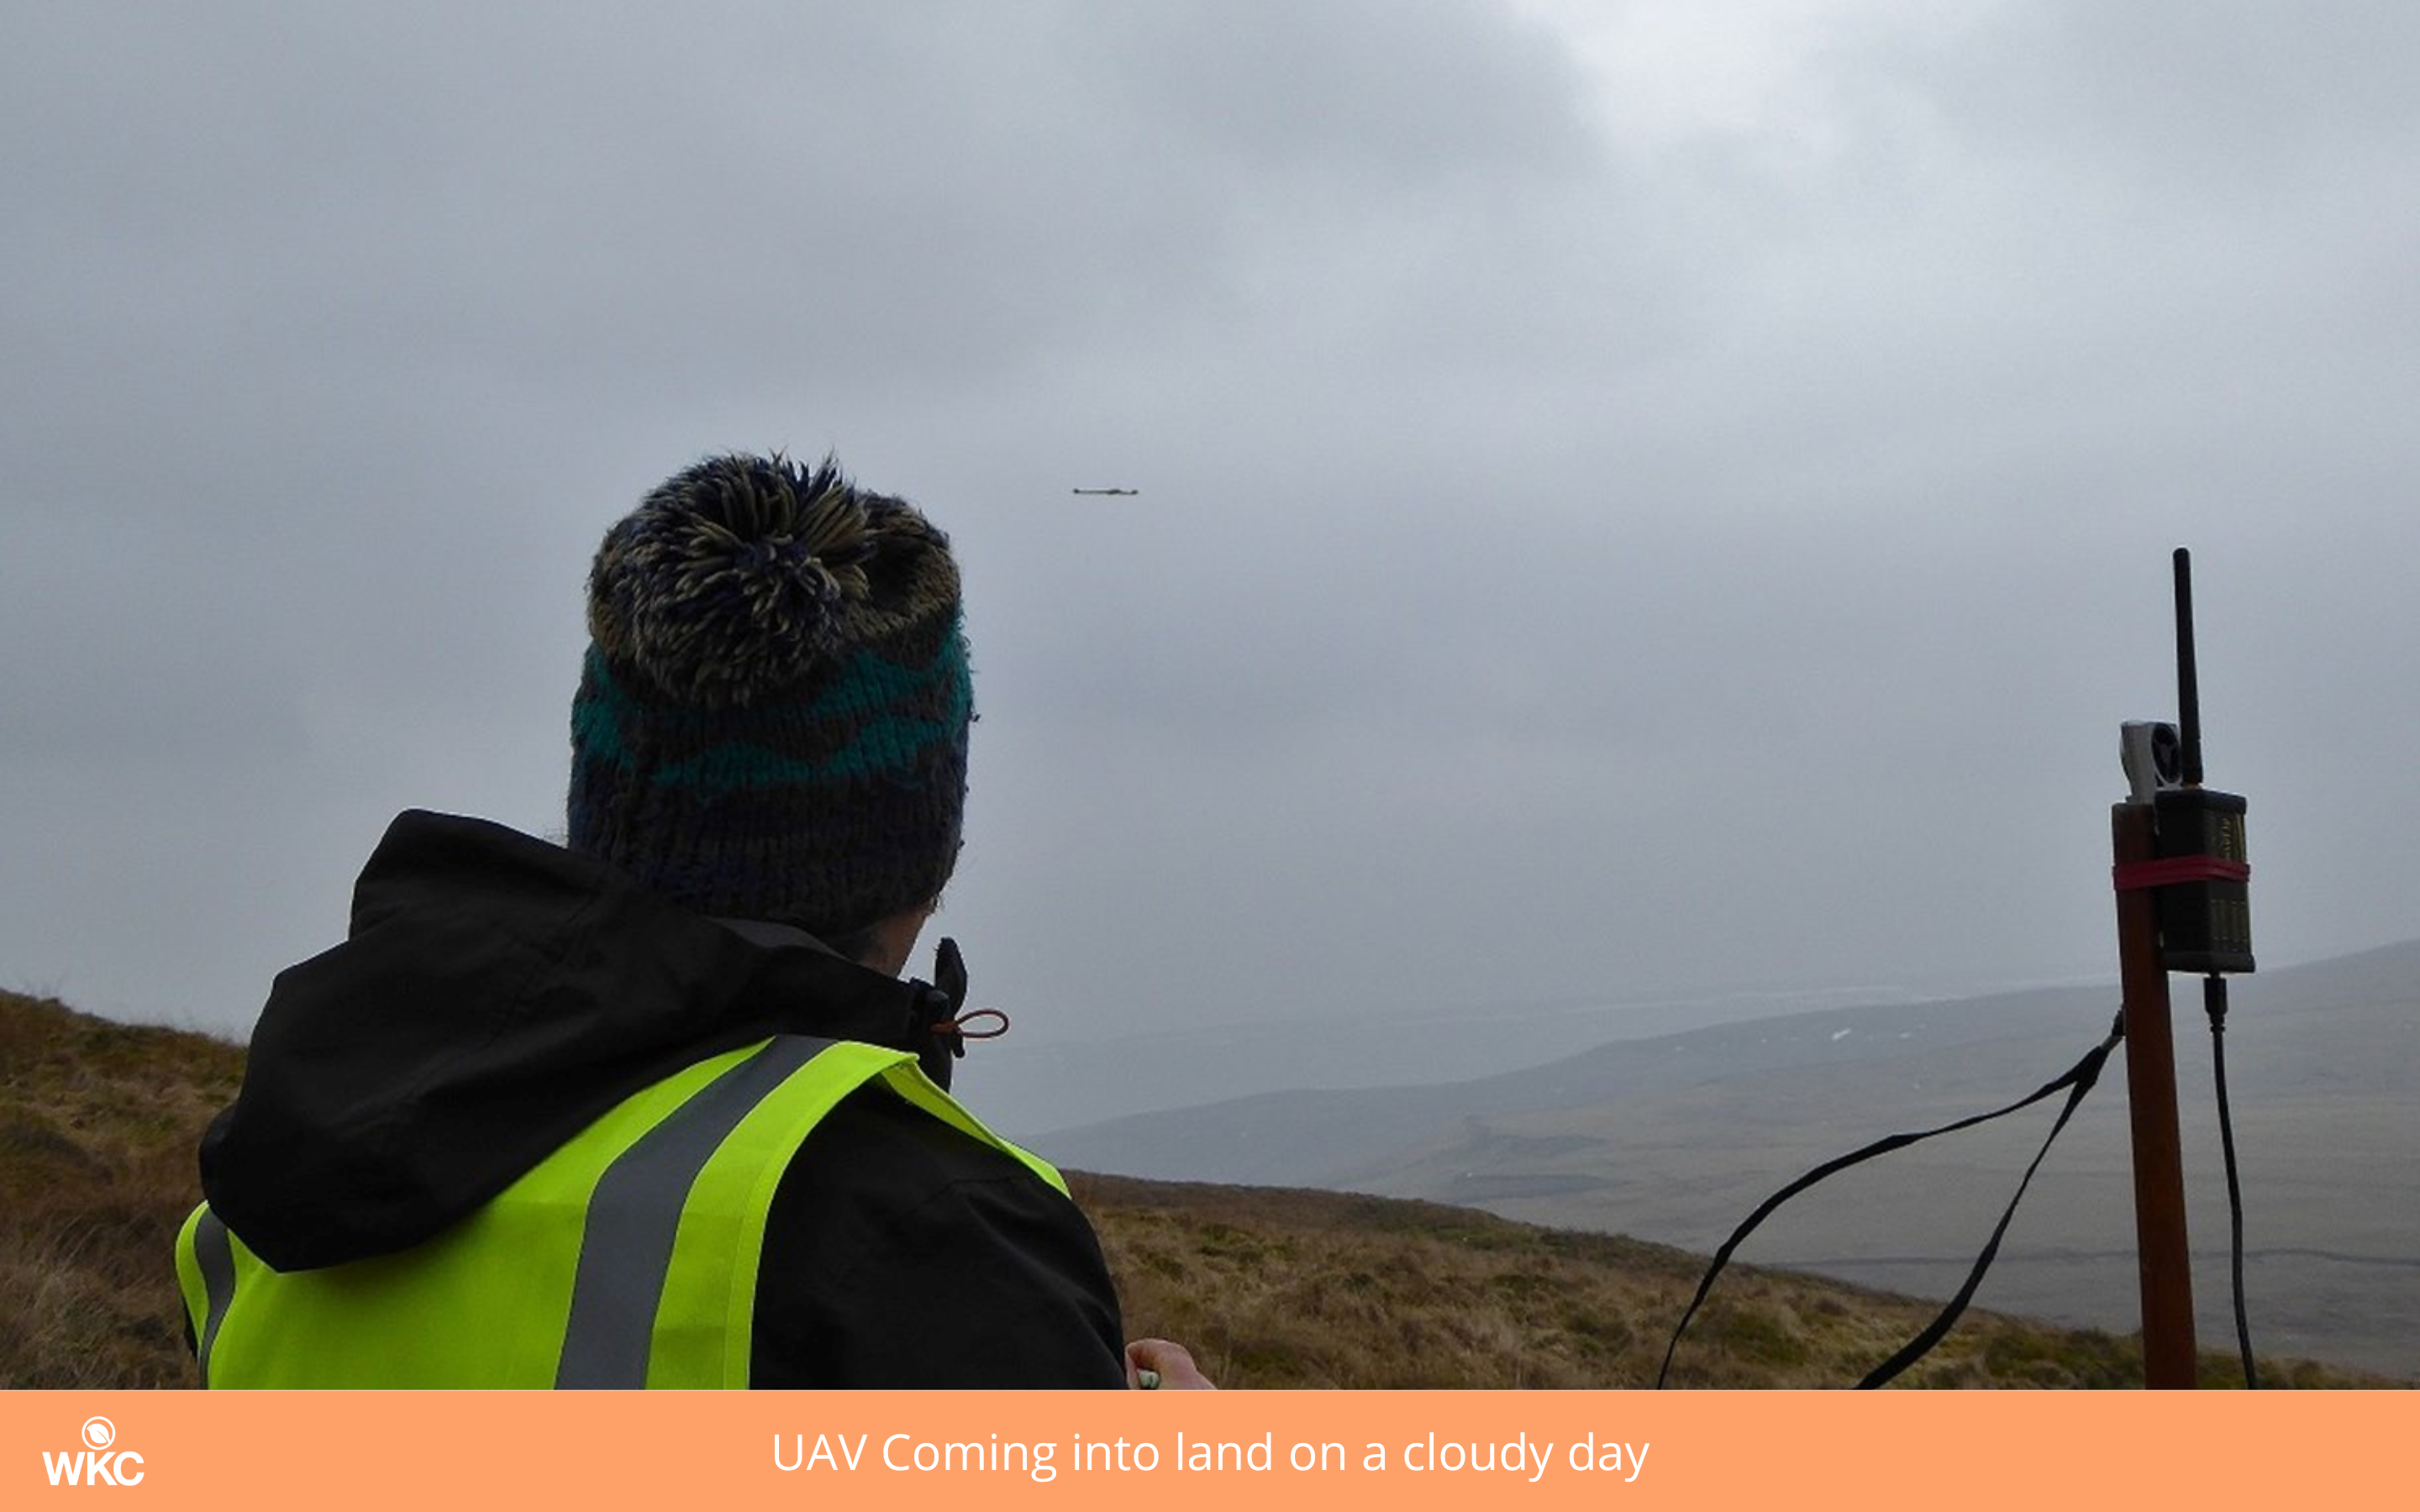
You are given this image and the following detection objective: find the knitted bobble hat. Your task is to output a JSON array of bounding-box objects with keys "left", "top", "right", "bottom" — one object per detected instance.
[{"left": 567, "top": 452, "right": 971, "bottom": 937}]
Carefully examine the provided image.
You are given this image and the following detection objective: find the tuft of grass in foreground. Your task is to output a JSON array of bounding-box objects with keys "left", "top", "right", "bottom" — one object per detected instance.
[
  {"left": 0, "top": 989, "right": 2397, "bottom": 1389},
  {"left": 0, "top": 990, "right": 243, "bottom": 1388}
]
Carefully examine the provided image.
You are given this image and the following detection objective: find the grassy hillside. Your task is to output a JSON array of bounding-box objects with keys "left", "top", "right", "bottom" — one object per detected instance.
[
  {"left": 1074, "top": 1173, "right": 2370, "bottom": 1389},
  {"left": 1040, "top": 946, "right": 2420, "bottom": 1381},
  {"left": 0, "top": 989, "right": 2386, "bottom": 1389},
  {"left": 0, "top": 990, "right": 245, "bottom": 1388}
]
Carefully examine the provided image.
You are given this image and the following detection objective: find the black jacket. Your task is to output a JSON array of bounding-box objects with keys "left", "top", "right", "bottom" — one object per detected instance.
[{"left": 198, "top": 810, "right": 1128, "bottom": 1388}]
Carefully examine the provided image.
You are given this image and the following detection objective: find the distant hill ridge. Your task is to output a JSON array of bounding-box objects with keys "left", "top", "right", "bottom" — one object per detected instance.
[
  {"left": 0, "top": 987, "right": 2395, "bottom": 1389},
  {"left": 1036, "top": 938, "right": 2420, "bottom": 1382}
]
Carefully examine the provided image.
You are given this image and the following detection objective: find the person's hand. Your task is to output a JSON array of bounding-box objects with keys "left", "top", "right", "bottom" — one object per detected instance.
[{"left": 1125, "top": 1337, "right": 1217, "bottom": 1390}]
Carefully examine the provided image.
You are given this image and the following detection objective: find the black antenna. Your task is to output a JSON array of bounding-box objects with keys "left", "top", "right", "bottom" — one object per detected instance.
[
  {"left": 2164, "top": 546, "right": 2264, "bottom": 1384},
  {"left": 2174, "top": 547, "right": 2202, "bottom": 787}
]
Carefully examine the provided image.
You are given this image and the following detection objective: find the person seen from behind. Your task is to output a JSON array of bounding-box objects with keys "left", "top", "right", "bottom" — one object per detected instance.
[{"left": 175, "top": 451, "right": 1213, "bottom": 1390}]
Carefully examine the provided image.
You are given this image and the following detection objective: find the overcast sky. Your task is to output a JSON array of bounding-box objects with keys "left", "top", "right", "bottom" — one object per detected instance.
[{"left": 7, "top": 3, "right": 2416, "bottom": 1091}]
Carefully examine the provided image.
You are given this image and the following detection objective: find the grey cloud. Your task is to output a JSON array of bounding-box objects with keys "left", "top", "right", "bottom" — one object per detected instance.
[{"left": 3, "top": 1, "right": 2415, "bottom": 1070}]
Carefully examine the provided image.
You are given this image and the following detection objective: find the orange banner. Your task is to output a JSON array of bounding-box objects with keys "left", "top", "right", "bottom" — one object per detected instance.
[{"left": 5, "top": 1389, "right": 2411, "bottom": 1511}]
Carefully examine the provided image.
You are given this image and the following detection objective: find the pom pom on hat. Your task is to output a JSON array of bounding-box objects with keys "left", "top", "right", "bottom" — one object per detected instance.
[{"left": 586, "top": 453, "right": 959, "bottom": 706}]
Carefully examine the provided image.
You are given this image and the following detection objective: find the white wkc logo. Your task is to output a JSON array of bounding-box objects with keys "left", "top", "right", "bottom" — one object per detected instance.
[{"left": 42, "top": 1417, "right": 146, "bottom": 1487}]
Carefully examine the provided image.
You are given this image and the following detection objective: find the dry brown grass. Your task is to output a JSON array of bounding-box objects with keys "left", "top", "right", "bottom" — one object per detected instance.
[
  {"left": 1074, "top": 1172, "right": 2391, "bottom": 1389},
  {"left": 0, "top": 990, "right": 242, "bottom": 1388},
  {"left": 0, "top": 989, "right": 2392, "bottom": 1390}
]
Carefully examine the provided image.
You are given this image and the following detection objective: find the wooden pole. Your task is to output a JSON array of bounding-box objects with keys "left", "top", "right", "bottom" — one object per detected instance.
[{"left": 2112, "top": 800, "right": 2199, "bottom": 1386}]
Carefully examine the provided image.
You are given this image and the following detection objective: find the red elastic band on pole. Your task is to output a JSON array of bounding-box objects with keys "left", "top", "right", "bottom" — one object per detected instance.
[{"left": 2112, "top": 857, "right": 2251, "bottom": 891}]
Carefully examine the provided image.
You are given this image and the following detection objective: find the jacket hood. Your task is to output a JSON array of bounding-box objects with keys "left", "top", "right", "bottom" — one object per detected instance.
[{"left": 201, "top": 810, "right": 960, "bottom": 1272}]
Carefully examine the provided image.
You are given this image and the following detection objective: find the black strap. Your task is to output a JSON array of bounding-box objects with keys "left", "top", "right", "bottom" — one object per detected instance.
[{"left": 1656, "top": 1013, "right": 2126, "bottom": 1389}]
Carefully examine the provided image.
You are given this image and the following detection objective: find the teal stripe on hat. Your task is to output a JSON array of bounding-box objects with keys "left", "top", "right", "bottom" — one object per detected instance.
[
  {"left": 648, "top": 685, "right": 971, "bottom": 793},
  {"left": 576, "top": 627, "right": 967, "bottom": 735},
  {"left": 801, "top": 633, "right": 967, "bottom": 722},
  {"left": 572, "top": 635, "right": 970, "bottom": 790}
]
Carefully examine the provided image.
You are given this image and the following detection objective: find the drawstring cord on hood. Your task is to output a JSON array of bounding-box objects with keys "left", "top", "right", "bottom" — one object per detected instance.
[
  {"left": 908, "top": 937, "right": 1008, "bottom": 1088},
  {"left": 926, "top": 1007, "right": 1011, "bottom": 1047}
]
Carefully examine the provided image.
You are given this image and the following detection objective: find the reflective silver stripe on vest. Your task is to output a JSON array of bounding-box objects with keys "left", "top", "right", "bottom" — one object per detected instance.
[
  {"left": 554, "top": 1035, "right": 834, "bottom": 1389},
  {"left": 192, "top": 1209, "right": 238, "bottom": 1389}
]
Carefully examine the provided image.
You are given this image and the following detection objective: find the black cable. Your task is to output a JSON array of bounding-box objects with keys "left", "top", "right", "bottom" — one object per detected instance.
[
  {"left": 1656, "top": 1013, "right": 2124, "bottom": 1389},
  {"left": 1852, "top": 1027, "right": 2117, "bottom": 1389},
  {"left": 2204, "top": 974, "right": 2259, "bottom": 1389}
]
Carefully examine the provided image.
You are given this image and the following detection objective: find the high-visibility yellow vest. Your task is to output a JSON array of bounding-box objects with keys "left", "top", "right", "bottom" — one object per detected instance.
[{"left": 174, "top": 1035, "right": 1069, "bottom": 1389}]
